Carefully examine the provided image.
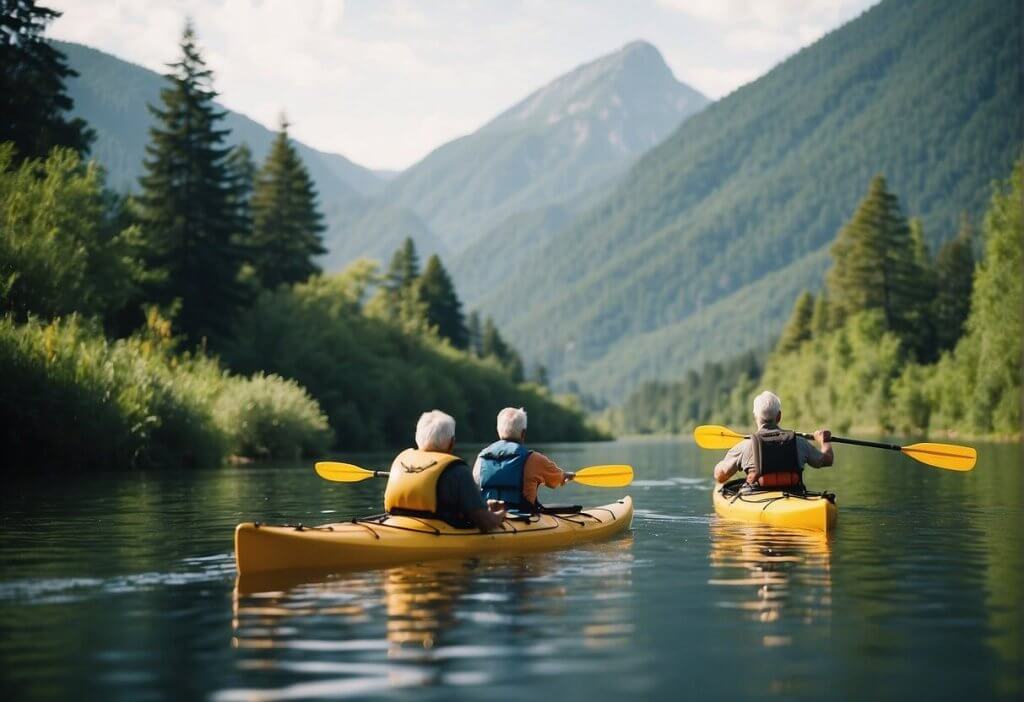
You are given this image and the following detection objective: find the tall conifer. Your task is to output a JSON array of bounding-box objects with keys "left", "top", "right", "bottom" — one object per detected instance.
[
  {"left": 418, "top": 254, "right": 468, "bottom": 348},
  {"left": 137, "top": 21, "right": 248, "bottom": 345},
  {"left": 826, "top": 175, "right": 930, "bottom": 353},
  {"left": 0, "top": 0, "right": 93, "bottom": 163},
  {"left": 932, "top": 218, "right": 975, "bottom": 352},
  {"left": 250, "top": 117, "right": 325, "bottom": 288}
]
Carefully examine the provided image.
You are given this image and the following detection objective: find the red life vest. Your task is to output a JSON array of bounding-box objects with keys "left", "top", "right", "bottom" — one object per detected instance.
[{"left": 748, "top": 429, "right": 802, "bottom": 488}]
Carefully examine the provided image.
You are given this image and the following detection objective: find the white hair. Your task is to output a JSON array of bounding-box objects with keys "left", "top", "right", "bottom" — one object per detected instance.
[
  {"left": 497, "top": 407, "right": 527, "bottom": 440},
  {"left": 752, "top": 391, "right": 782, "bottom": 426},
  {"left": 415, "top": 410, "right": 456, "bottom": 451}
]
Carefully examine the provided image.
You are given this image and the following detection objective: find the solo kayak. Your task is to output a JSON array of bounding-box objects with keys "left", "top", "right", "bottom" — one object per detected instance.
[
  {"left": 235, "top": 496, "right": 633, "bottom": 574},
  {"left": 713, "top": 480, "right": 837, "bottom": 533}
]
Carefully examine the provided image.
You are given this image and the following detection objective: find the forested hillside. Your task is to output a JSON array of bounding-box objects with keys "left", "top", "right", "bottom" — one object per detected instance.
[{"left": 483, "top": 0, "right": 1022, "bottom": 401}]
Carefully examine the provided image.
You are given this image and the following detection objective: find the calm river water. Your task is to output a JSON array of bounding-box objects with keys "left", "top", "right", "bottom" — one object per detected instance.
[{"left": 2, "top": 439, "right": 1021, "bottom": 700}]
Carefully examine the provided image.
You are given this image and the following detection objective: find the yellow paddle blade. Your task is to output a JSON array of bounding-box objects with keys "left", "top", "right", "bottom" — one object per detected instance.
[
  {"left": 314, "top": 461, "right": 379, "bottom": 483},
  {"left": 572, "top": 464, "right": 634, "bottom": 487},
  {"left": 901, "top": 443, "right": 977, "bottom": 471},
  {"left": 693, "top": 425, "right": 746, "bottom": 450}
]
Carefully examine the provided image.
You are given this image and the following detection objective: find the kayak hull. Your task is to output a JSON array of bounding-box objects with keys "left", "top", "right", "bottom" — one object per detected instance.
[
  {"left": 235, "top": 496, "right": 633, "bottom": 574},
  {"left": 713, "top": 482, "right": 837, "bottom": 533}
]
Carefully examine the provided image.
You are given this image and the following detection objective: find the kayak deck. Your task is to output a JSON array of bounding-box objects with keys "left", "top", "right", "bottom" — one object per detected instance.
[
  {"left": 235, "top": 496, "right": 633, "bottom": 574},
  {"left": 713, "top": 480, "right": 837, "bottom": 533}
]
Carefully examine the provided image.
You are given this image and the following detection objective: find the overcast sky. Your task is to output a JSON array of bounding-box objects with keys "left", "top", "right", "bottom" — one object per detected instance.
[{"left": 50, "top": 0, "right": 878, "bottom": 171}]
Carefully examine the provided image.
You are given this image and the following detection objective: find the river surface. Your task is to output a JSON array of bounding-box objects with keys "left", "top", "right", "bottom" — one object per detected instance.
[{"left": 2, "top": 438, "right": 1022, "bottom": 701}]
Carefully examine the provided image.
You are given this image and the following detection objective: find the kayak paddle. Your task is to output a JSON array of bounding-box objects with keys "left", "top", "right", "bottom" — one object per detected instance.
[
  {"left": 692, "top": 424, "right": 976, "bottom": 471},
  {"left": 315, "top": 461, "right": 634, "bottom": 487}
]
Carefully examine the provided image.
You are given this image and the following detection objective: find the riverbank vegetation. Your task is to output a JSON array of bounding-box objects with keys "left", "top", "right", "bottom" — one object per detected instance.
[
  {"left": 611, "top": 162, "right": 1023, "bottom": 439},
  {"left": 1, "top": 5, "right": 597, "bottom": 469}
]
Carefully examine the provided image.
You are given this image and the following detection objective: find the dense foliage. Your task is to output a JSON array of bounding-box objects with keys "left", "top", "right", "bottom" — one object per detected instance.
[
  {"left": 223, "top": 266, "right": 603, "bottom": 450},
  {"left": 0, "top": 313, "right": 331, "bottom": 470},
  {"left": 477, "top": 0, "right": 1022, "bottom": 401},
  {"left": 613, "top": 164, "right": 1022, "bottom": 439}
]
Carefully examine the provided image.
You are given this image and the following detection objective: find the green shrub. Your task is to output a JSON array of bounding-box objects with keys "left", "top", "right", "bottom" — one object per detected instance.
[{"left": 214, "top": 373, "right": 333, "bottom": 459}]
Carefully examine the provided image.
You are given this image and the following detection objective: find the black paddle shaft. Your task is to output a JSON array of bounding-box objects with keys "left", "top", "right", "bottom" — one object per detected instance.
[{"left": 795, "top": 433, "right": 902, "bottom": 452}]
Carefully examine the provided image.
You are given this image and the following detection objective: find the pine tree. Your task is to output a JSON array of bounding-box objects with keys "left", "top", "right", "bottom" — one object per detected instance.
[
  {"left": 0, "top": 0, "right": 93, "bottom": 163},
  {"left": 226, "top": 142, "right": 256, "bottom": 226},
  {"left": 932, "top": 218, "right": 975, "bottom": 352},
  {"left": 249, "top": 116, "right": 325, "bottom": 289},
  {"left": 137, "top": 21, "right": 249, "bottom": 346},
  {"left": 826, "top": 175, "right": 930, "bottom": 352},
  {"left": 417, "top": 254, "right": 468, "bottom": 348},
  {"left": 775, "top": 291, "right": 815, "bottom": 353},
  {"left": 481, "top": 316, "right": 524, "bottom": 382},
  {"left": 386, "top": 237, "right": 420, "bottom": 292},
  {"left": 530, "top": 362, "right": 550, "bottom": 387}
]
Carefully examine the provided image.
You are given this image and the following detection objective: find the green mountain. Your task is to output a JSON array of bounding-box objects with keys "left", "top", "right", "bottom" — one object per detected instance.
[
  {"left": 479, "top": 0, "right": 1022, "bottom": 402},
  {"left": 380, "top": 40, "right": 708, "bottom": 251}
]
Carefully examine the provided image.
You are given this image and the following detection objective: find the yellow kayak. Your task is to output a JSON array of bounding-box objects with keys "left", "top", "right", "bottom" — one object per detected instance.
[
  {"left": 713, "top": 480, "right": 836, "bottom": 533},
  {"left": 235, "top": 496, "right": 634, "bottom": 575}
]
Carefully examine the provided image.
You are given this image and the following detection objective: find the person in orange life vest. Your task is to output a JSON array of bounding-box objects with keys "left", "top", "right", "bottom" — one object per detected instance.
[
  {"left": 713, "top": 391, "right": 834, "bottom": 488},
  {"left": 472, "top": 407, "right": 571, "bottom": 511},
  {"left": 383, "top": 410, "right": 505, "bottom": 532}
]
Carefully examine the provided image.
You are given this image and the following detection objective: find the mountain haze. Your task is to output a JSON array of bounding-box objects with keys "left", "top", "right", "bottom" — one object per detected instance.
[
  {"left": 480, "top": 0, "right": 1022, "bottom": 401},
  {"left": 380, "top": 40, "right": 708, "bottom": 250}
]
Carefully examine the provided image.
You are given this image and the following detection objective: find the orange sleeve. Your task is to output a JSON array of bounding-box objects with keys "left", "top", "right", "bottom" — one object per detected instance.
[{"left": 522, "top": 452, "right": 567, "bottom": 504}]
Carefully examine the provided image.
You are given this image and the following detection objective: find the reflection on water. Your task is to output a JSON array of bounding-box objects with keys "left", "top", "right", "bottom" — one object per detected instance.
[
  {"left": 1, "top": 439, "right": 1022, "bottom": 701},
  {"left": 225, "top": 539, "right": 636, "bottom": 700},
  {"left": 708, "top": 522, "right": 831, "bottom": 645}
]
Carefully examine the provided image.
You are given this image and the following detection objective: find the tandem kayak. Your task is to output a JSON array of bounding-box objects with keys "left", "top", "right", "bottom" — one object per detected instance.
[
  {"left": 713, "top": 480, "right": 837, "bottom": 533},
  {"left": 235, "top": 496, "right": 634, "bottom": 574}
]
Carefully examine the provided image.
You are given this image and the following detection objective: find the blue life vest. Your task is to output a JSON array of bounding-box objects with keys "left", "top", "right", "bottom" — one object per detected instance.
[{"left": 477, "top": 440, "right": 532, "bottom": 508}]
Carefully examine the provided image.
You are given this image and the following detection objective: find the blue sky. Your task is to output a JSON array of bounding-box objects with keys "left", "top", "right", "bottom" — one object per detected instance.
[{"left": 51, "top": 0, "right": 878, "bottom": 171}]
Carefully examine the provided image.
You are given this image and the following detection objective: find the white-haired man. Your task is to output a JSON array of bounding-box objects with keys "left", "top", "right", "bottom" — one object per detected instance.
[
  {"left": 473, "top": 407, "right": 571, "bottom": 511},
  {"left": 384, "top": 410, "right": 505, "bottom": 532},
  {"left": 713, "top": 391, "right": 834, "bottom": 488}
]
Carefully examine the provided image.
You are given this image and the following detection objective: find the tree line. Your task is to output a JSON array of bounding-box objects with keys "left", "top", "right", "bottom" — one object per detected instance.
[
  {"left": 1, "top": 2, "right": 598, "bottom": 469},
  {"left": 611, "top": 167, "right": 1022, "bottom": 438}
]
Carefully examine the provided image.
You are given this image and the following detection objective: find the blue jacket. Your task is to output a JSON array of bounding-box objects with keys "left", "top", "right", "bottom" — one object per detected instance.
[{"left": 477, "top": 440, "right": 532, "bottom": 508}]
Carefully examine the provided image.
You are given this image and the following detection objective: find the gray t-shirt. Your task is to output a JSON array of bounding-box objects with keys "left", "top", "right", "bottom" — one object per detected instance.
[{"left": 716, "top": 426, "right": 827, "bottom": 474}]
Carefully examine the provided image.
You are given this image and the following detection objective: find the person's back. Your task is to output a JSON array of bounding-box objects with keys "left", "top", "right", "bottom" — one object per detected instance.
[
  {"left": 474, "top": 407, "right": 569, "bottom": 511},
  {"left": 714, "top": 391, "right": 833, "bottom": 488},
  {"left": 384, "top": 410, "right": 505, "bottom": 532}
]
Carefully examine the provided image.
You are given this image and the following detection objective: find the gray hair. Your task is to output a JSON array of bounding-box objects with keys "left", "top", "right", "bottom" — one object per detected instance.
[
  {"left": 497, "top": 407, "right": 527, "bottom": 440},
  {"left": 752, "top": 391, "right": 782, "bottom": 426},
  {"left": 415, "top": 410, "right": 456, "bottom": 451}
]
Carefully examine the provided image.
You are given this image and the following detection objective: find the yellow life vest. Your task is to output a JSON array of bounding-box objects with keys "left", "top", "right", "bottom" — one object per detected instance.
[{"left": 383, "top": 448, "right": 463, "bottom": 514}]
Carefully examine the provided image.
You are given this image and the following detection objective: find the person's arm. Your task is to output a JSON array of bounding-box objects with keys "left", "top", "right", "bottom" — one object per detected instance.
[
  {"left": 531, "top": 452, "right": 568, "bottom": 489},
  {"left": 713, "top": 443, "right": 745, "bottom": 483}
]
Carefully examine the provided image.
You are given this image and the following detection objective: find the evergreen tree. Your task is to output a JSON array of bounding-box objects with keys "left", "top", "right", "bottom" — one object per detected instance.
[
  {"left": 0, "top": 0, "right": 93, "bottom": 163},
  {"left": 226, "top": 142, "right": 256, "bottom": 227},
  {"left": 417, "top": 254, "right": 468, "bottom": 348},
  {"left": 467, "top": 310, "right": 483, "bottom": 356},
  {"left": 386, "top": 237, "right": 420, "bottom": 292},
  {"left": 137, "top": 21, "right": 249, "bottom": 346},
  {"left": 529, "top": 362, "right": 550, "bottom": 387},
  {"left": 775, "top": 291, "right": 814, "bottom": 353},
  {"left": 932, "top": 218, "right": 975, "bottom": 353},
  {"left": 826, "top": 175, "right": 931, "bottom": 354},
  {"left": 250, "top": 116, "right": 325, "bottom": 289}
]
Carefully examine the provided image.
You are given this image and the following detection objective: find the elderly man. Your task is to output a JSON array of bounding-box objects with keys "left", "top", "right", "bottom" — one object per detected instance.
[
  {"left": 714, "top": 391, "right": 834, "bottom": 488},
  {"left": 473, "top": 407, "right": 571, "bottom": 511},
  {"left": 384, "top": 410, "right": 505, "bottom": 532}
]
